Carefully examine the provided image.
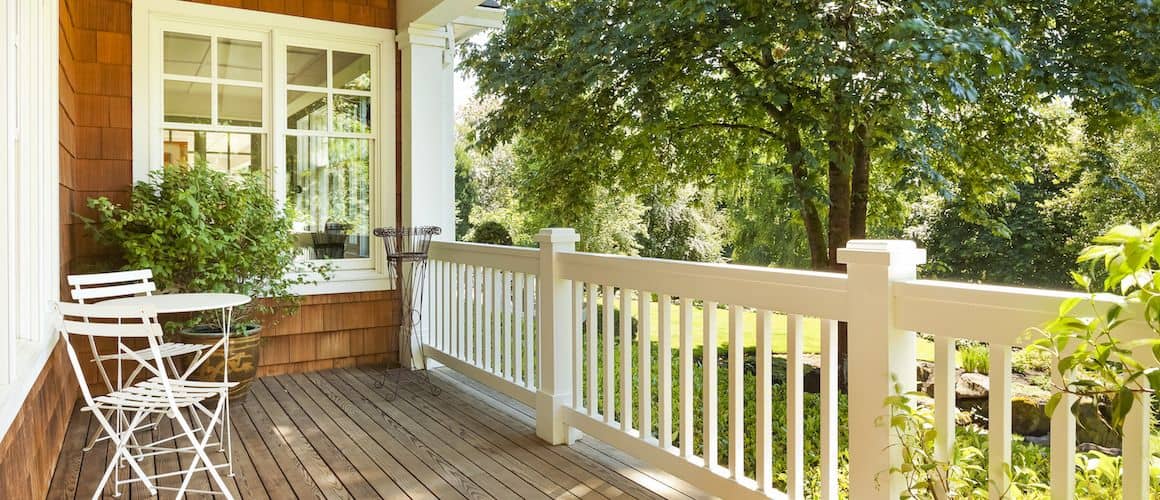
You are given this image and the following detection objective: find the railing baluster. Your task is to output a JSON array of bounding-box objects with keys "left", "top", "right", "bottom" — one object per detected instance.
[
  {"left": 933, "top": 336, "right": 955, "bottom": 474},
  {"left": 504, "top": 271, "right": 514, "bottom": 380},
  {"left": 620, "top": 288, "right": 633, "bottom": 432},
  {"left": 1123, "top": 375, "right": 1152, "bottom": 499},
  {"left": 756, "top": 310, "right": 773, "bottom": 494},
  {"left": 572, "top": 281, "right": 583, "bottom": 409},
  {"left": 482, "top": 268, "right": 492, "bottom": 371},
  {"left": 703, "top": 301, "right": 718, "bottom": 469},
  {"left": 1049, "top": 359, "right": 1076, "bottom": 500},
  {"left": 514, "top": 272, "right": 525, "bottom": 386},
  {"left": 476, "top": 266, "right": 485, "bottom": 366},
  {"left": 603, "top": 285, "right": 615, "bottom": 423},
  {"left": 430, "top": 261, "right": 438, "bottom": 349},
  {"left": 525, "top": 273, "right": 536, "bottom": 388},
  {"left": 466, "top": 265, "right": 475, "bottom": 364},
  {"left": 820, "top": 318, "right": 838, "bottom": 499},
  {"left": 727, "top": 305, "right": 743, "bottom": 479},
  {"left": 658, "top": 295, "right": 673, "bottom": 449},
  {"left": 493, "top": 268, "right": 502, "bottom": 373},
  {"left": 456, "top": 263, "right": 464, "bottom": 359},
  {"left": 679, "top": 297, "right": 694, "bottom": 459},
  {"left": 989, "top": 345, "right": 1012, "bottom": 499},
  {"left": 638, "top": 290, "right": 652, "bottom": 440},
  {"left": 587, "top": 283, "right": 598, "bottom": 416},
  {"left": 786, "top": 314, "right": 804, "bottom": 499}
]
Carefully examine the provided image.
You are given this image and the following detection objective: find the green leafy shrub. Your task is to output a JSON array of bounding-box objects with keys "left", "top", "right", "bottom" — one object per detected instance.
[
  {"left": 469, "top": 220, "right": 514, "bottom": 245},
  {"left": 84, "top": 161, "right": 329, "bottom": 333},
  {"left": 1031, "top": 222, "right": 1160, "bottom": 428}
]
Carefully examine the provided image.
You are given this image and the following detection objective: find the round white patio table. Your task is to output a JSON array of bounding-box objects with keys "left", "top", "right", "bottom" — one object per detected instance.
[{"left": 102, "top": 292, "right": 251, "bottom": 478}]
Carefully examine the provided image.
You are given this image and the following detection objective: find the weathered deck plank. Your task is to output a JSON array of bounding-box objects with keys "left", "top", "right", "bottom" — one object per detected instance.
[{"left": 48, "top": 366, "right": 713, "bottom": 500}]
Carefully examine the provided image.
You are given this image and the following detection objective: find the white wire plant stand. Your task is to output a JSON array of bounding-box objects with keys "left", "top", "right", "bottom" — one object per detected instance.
[{"left": 374, "top": 225, "right": 442, "bottom": 400}]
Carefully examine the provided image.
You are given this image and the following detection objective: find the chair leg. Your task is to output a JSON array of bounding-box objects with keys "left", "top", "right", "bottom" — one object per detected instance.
[{"left": 173, "top": 395, "right": 234, "bottom": 499}]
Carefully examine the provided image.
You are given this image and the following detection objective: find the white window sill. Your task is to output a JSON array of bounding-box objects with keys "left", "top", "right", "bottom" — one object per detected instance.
[{"left": 289, "top": 267, "right": 395, "bottom": 296}]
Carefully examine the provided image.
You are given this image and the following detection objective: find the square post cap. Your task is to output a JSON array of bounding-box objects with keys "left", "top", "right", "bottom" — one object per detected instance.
[
  {"left": 535, "top": 228, "right": 580, "bottom": 244},
  {"left": 836, "top": 239, "right": 927, "bottom": 267}
]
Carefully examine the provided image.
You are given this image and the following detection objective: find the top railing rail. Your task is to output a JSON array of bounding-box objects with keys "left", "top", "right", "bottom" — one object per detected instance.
[{"left": 557, "top": 251, "right": 850, "bottom": 321}]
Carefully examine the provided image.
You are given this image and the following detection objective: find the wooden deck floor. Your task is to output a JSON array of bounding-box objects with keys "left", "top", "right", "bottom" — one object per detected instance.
[{"left": 48, "top": 366, "right": 711, "bottom": 499}]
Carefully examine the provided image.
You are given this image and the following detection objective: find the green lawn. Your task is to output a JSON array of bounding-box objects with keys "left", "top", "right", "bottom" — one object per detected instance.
[{"left": 621, "top": 298, "right": 937, "bottom": 361}]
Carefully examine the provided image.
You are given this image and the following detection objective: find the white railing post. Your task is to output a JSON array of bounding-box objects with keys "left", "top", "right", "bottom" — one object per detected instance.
[
  {"left": 837, "top": 240, "right": 926, "bottom": 498},
  {"left": 534, "top": 228, "right": 582, "bottom": 445}
]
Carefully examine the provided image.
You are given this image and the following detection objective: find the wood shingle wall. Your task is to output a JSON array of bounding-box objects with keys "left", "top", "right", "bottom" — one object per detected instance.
[{"left": 0, "top": 1, "right": 403, "bottom": 497}]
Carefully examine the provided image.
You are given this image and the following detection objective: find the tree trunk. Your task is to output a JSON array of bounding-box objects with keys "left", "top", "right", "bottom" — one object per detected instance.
[
  {"left": 850, "top": 121, "right": 871, "bottom": 239},
  {"left": 784, "top": 126, "right": 829, "bottom": 270},
  {"left": 826, "top": 115, "right": 853, "bottom": 270}
]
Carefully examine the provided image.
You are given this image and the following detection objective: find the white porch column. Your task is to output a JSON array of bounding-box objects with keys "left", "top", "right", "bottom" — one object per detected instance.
[
  {"left": 535, "top": 228, "right": 582, "bottom": 445},
  {"left": 837, "top": 240, "right": 925, "bottom": 498},
  {"left": 398, "top": 23, "right": 456, "bottom": 238},
  {"left": 399, "top": 24, "right": 456, "bottom": 365}
]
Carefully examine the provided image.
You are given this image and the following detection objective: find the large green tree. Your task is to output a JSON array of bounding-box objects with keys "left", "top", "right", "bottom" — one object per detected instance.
[{"left": 462, "top": 0, "right": 1159, "bottom": 271}]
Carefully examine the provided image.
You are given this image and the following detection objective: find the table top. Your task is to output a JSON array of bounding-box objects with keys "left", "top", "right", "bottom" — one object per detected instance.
[{"left": 102, "top": 293, "right": 251, "bottom": 314}]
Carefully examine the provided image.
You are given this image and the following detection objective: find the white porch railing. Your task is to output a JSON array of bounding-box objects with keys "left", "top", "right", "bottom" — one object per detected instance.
[{"left": 420, "top": 229, "right": 1156, "bottom": 499}]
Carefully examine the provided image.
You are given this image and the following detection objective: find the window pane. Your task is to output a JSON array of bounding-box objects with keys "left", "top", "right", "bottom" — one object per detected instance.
[
  {"left": 164, "top": 129, "right": 263, "bottom": 173},
  {"left": 333, "top": 95, "right": 370, "bottom": 133},
  {"left": 333, "top": 51, "right": 370, "bottom": 90},
  {"left": 164, "top": 81, "right": 211, "bottom": 124},
  {"left": 287, "top": 91, "right": 327, "bottom": 130},
  {"left": 218, "top": 84, "right": 263, "bottom": 127},
  {"left": 164, "top": 32, "right": 211, "bottom": 77},
  {"left": 287, "top": 46, "right": 327, "bottom": 87},
  {"left": 286, "top": 137, "right": 371, "bottom": 260},
  {"left": 218, "top": 38, "right": 262, "bottom": 81}
]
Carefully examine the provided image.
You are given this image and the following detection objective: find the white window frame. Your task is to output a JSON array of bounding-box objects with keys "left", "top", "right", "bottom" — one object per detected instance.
[
  {"left": 132, "top": 0, "right": 397, "bottom": 294},
  {"left": 0, "top": 0, "right": 62, "bottom": 441}
]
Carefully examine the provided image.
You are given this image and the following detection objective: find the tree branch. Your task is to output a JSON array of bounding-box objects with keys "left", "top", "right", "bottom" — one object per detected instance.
[{"left": 676, "top": 122, "right": 779, "bottom": 139}]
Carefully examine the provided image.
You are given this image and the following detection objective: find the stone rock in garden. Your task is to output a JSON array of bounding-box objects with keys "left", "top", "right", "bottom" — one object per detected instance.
[
  {"left": 1074, "top": 402, "right": 1121, "bottom": 449},
  {"left": 1010, "top": 395, "right": 1051, "bottom": 436},
  {"left": 957, "top": 372, "right": 990, "bottom": 399}
]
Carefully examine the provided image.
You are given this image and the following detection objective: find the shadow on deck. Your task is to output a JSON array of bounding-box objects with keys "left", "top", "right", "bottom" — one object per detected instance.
[{"left": 48, "top": 366, "right": 711, "bottom": 499}]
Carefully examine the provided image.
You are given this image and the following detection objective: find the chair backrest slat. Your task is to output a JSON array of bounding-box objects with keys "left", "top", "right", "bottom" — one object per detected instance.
[
  {"left": 70, "top": 281, "right": 156, "bottom": 301},
  {"left": 67, "top": 269, "right": 153, "bottom": 286},
  {"left": 68, "top": 270, "right": 155, "bottom": 304}
]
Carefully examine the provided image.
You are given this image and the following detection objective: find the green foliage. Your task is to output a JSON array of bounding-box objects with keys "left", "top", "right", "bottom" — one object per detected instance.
[
  {"left": 462, "top": 0, "right": 1160, "bottom": 269},
  {"left": 882, "top": 388, "right": 992, "bottom": 498},
  {"left": 1030, "top": 222, "right": 1160, "bottom": 429},
  {"left": 637, "top": 186, "right": 725, "bottom": 262},
  {"left": 883, "top": 385, "right": 1150, "bottom": 499},
  {"left": 84, "top": 162, "right": 329, "bottom": 333},
  {"left": 915, "top": 165, "right": 1084, "bottom": 288},
  {"left": 958, "top": 343, "right": 990, "bottom": 375}
]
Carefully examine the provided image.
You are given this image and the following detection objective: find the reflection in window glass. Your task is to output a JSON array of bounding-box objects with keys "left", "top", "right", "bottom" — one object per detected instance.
[
  {"left": 163, "top": 129, "right": 263, "bottom": 174},
  {"left": 286, "top": 46, "right": 327, "bottom": 87},
  {"left": 218, "top": 85, "right": 263, "bottom": 127},
  {"left": 164, "top": 32, "right": 211, "bottom": 77},
  {"left": 287, "top": 91, "right": 327, "bottom": 130},
  {"left": 333, "top": 95, "right": 371, "bottom": 133},
  {"left": 218, "top": 38, "right": 262, "bottom": 81},
  {"left": 164, "top": 81, "right": 212, "bottom": 124},
  {"left": 332, "top": 52, "right": 370, "bottom": 90},
  {"left": 286, "top": 137, "right": 370, "bottom": 260}
]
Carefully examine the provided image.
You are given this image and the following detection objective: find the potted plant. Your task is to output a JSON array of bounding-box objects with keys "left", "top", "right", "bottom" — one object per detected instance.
[{"left": 84, "top": 160, "right": 330, "bottom": 399}]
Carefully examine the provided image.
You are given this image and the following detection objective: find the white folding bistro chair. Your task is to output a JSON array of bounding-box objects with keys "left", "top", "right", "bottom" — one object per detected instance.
[
  {"left": 56, "top": 301, "right": 237, "bottom": 499},
  {"left": 68, "top": 270, "right": 213, "bottom": 451}
]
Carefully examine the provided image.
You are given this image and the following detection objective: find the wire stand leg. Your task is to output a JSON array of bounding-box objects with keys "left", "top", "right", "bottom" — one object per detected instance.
[{"left": 377, "top": 255, "right": 440, "bottom": 400}]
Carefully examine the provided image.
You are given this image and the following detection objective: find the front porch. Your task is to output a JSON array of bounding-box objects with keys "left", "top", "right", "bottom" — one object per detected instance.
[{"left": 48, "top": 366, "right": 707, "bottom": 499}]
